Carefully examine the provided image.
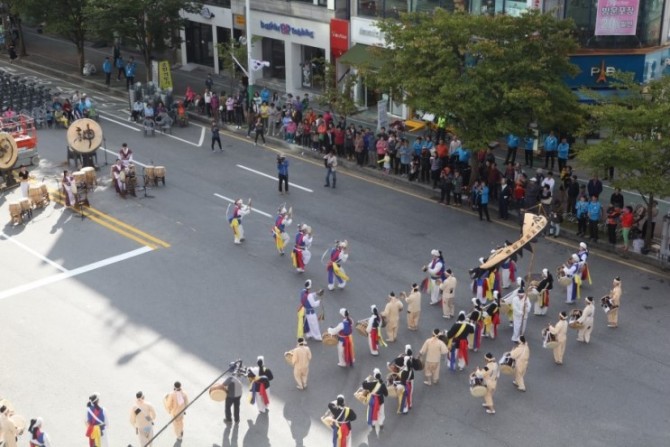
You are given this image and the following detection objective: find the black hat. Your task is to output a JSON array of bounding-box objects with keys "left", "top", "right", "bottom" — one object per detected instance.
[{"left": 174, "top": 381, "right": 181, "bottom": 390}]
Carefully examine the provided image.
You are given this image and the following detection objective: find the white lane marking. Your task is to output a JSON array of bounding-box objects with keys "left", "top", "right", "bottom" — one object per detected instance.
[
  {"left": 100, "top": 114, "right": 141, "bottom": 132},
  {"left": 0, "top": 232, "right": 69, "bottom": 273},
  {"left": 99, "top": 147, "right": 148, "bottom": 168},
  {"left": 0, "top": 246, "right": 154, "bottom": 301},
  {"left": 213, "top": 193, "right": 272, "bottom": 218},
  {"left": 197, "top": 125, "right": 205, "bottom": 147},
  {"left": 236, "top": 164, "right": 314, "bottom": 193}
]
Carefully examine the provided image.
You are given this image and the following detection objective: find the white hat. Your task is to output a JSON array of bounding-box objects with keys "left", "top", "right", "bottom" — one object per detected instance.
[
  {"left": 373, "top": 368, "right": 381, "bottom": 377},
  {"left": 490, "top": 249, "right": 496, "bottom": 254},
  {"left": 530, "top": 177, "right": 537, "bottom": 182},
  {"left": 493, "top": 290, "right": 499, "bottom": 298},
  {"left": 370, "top": 304, "right": 377, "bottom": 311},
  {"left": 339, "top": 240, "right": 348, "bottom": 249},
  {"left": 405, "top": 344, "right": 412, "bottom": 353},
  {"left": 542, "top": 268, "right": 549, "bottom": 276},
  {"left": 478, "top": 257, "right": 485, "bottom": 264},
  {"left": 431, "top": 249, "right": 440, "bottom": 257},
  {"left": 516, "top": 276, "right": 523, "bottom": 286},
  {"left": 572, "top": 254, "right": 580, "bottom": 262},
  {"left": 304, "top": 279, "right": 312, "bottom": 289},
  {"left": 280, "top": 207, "right": 287, "bottom": 214},
  {"left": 339, "top": 308, "right": 347, "bottom": 317},
  {"left": 471, "top": 297, "right": 480, "bottom": 306},
  {"left": 580, "top": 242, "right": 587, "bottom": 249},
  {"left": 257, "top": 355, "right": 264, "bottom": 362}
]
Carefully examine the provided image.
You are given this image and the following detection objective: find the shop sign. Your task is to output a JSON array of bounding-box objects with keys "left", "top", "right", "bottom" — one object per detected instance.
[
  {"left": 595, "top": 0, "right": 640, "bottom": 36},
  {"left": 234, "top": 15, "right": 246, "bottom": 28},
  {"left": 260, "top": 21, "right": 314, "bottom": 39},
  {"left": 330, "top": 19, "right": 349, "bottom": 59},
  {"left": 567, "top": 54, "right": 644, "bottom": 87}
]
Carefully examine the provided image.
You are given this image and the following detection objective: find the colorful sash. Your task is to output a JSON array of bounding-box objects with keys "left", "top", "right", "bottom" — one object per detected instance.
[{"left": 250, "top": 380, "right": 269, "bottom": 406}]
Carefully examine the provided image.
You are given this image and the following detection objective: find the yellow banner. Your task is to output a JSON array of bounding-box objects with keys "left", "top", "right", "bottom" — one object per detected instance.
[{"left": 158, "top": 60, "right": 173, "bottom": 90}]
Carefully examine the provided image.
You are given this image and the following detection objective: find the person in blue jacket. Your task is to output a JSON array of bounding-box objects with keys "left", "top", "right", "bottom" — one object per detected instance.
[
  {"left": 557, "top": 138, "right": 570, "bottom": 172},
  {"left": 505, "top": 133, "right": 519, "bottom": 165},
  {"left": 575, "top": 195, "right": 589, "bottom": 237},
  {"left": 125, "top": 56, "right": 137, "bottom": 89},
  {"left": 544, "top": 131, "right": 558, "bottom": 170},
  {"left": 477, "top": 183, "right": 491, "bottom": 222},
  {"left": 587, "top": 196, "right": 602, "bottom": 242}
]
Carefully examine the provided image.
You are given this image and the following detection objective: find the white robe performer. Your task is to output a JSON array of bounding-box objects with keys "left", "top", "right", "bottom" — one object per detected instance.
[
  {"left": 297, "top": 280, "right": 323, "bottom": 341},
  {"left": 292, "top": 224, "right": 313, "bottom": 272},
  {"left": 533, "top": 268, "right": 553, "bottom": 316},
  {"left": 62, "top": 170, "right": 76, "bottom": 206},
  {"left": 112, "top": 160, "right": 126, "bottom": 196},
  {"left": 423, "top": 249, "right": 445, "bottom": 305},
  {"left": 511, "top": 285, "right": 531, "bottom": 342}
]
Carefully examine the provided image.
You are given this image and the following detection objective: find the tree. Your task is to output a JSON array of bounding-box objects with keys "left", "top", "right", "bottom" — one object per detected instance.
[
  {"left": 369, "top": 10, "right": 582, "bottom": 169},
  {"left": 217, "top": 37, "right": 251, "bottom": 93},
  {"left": 87, "top": 0, "right": 201, "bottom": 82},
  {"left": 16, "top": 0, "right": 88, "bottom": 71},
  {"left": 576, "top": 74, "right": 670, "bottom": 250},
  {"left": 313, "top": 59, "right": 358, "bottom": 119}
]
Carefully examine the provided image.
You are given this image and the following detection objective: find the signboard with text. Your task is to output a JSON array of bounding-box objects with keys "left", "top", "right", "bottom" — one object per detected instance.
[
  {"left": 158, "top": 61, "right": 173, "bottom": 90},
  {"left": 377, "top": 99, "right": 388, "bottom": 131},
  {"left": 330, "top": 19, "right": 349, "bottom": 59},
  {"left": 594, "top": 0, "right": 640, "bottom": 36}
]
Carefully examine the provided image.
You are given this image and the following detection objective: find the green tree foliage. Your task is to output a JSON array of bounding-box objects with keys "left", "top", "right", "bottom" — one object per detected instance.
[
  {"left": 16, "top": 0, "right": 88, "bottom": 70},
  {"left": 87, "top": 0, "right": 201, "bottom": 82},
  {"left": 576, "top": 74, "right": 670, "bottom": 248},
  {"left": 314, "top": 59, "right": 358, "bottom": 119},
  {"left": 370, "top": 10, "right": 581, "bottom": 149}
]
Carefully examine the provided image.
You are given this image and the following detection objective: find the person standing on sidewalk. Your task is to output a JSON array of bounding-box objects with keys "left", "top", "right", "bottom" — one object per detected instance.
[
  {"left": 324, "top": 150, "right": 337, "bottom": 188},
  {"left": 277, "top": 153, "right": 289, "bottom": 194},
  {"left": 115, "top": 54, "right": 125, "bottom": 81},
  {"left": 524, "top": 135, "right": 535, "bottom": 167},
  {"left": 587, "top": 195, "right": 602, "bottom": 242},
  {"left": 543, "top": 131, "right": 558, "bottom": 170},
  {"left": 125, "top": 57, "right": 137, "bottom": 89},
  {"left": 557, "top": 138, "right": 570, "bottom": 172},
  {"left": 254, "top": 117, "right": 266, "bottom": 145},
  {"left": 477, "top": 183, "right": 491, "bottom": 222},
  {"left": 211, "top": 121, "right": 222, "bottom": 151},
  {"left": 102, "top": 57, "right": 112, "bottom": 86},
  {"left": 505, "top": 133, "right": 519, "bottom": 165}
]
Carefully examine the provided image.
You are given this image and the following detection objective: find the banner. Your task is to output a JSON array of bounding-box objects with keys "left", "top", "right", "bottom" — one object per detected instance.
[
  {"left": 377, "top": 99, "right": 388, "bottom": 131},
  {"left": 158, "top": 61, "right": 173, "bottom": 90},
  {"left": 594, "top": 0, "right": 640, "bottom": 36}
]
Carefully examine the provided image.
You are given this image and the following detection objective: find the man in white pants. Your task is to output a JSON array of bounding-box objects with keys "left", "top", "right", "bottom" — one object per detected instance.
[
  {"left": 423, "top": 249, "right": 445, "bottom": 305},
  {"left": 298, "top": 280, "right": 324, "bottom": 341},
  {"left": 511, "top": 286, "right": 531, "bottom": 342}
]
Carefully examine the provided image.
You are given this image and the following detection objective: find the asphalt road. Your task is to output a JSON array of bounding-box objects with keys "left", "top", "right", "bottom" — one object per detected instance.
[{"left": 1, "top": 62, "right": 669, "bottom": 447}]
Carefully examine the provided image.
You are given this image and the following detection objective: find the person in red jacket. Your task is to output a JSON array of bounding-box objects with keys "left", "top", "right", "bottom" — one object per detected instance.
[{"left": 620, "top": 206, "right": 634, "bottom": 251}]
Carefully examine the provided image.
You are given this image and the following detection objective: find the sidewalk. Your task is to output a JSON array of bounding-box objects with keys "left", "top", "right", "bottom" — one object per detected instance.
[{"left": 7, "top": 28, "right": 669, "bottom": 271}]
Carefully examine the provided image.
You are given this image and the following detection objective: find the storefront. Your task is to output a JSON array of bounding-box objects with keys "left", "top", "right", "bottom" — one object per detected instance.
[
  {"left": 249, "top": 11, "right": 331, "bottom": 93},
  {"left": 180, "top": 4, "right": 234, "bottom": 74}
]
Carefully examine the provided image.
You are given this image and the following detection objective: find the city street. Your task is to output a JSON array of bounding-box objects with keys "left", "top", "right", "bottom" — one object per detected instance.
[{"left": 1, "top": 62, "right": 669, "bottom": 447}]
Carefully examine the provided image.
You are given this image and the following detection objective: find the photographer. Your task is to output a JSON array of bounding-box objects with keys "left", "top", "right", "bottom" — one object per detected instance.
[{"left": 277, "top": 153, "right": 289, "bottom": 194}]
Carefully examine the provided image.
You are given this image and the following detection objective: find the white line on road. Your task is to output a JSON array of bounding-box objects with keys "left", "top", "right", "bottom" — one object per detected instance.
[
  {"left": 0, "top": 246, "right": 154, "bottom": 301},
  {"left": 213, "top": 193, "right": 272, "bottom": 218},
  {"left": 197, "top": 125, "right": 205, "bottom": 147},
  {"left": 236, "top": 164, "right": 314, "bottom": 193},
  {"left": 100, "top": 114, "right": 141, "bottom": 132},
  {"left": 0, "top": 232, "right": 69, "bottom": 273}
]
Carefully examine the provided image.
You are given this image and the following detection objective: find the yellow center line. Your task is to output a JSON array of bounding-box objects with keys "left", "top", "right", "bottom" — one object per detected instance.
[{"left": 49, "top": 190, "right": 168, "bottom": 249}]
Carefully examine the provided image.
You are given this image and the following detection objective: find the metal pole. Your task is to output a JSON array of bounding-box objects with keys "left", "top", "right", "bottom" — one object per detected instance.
[
  {"left": 138, "top": 362, "right": 240, "bottom": 447},
  {"left": 246, "top": 0, "right": 254, "bottom": 87}
]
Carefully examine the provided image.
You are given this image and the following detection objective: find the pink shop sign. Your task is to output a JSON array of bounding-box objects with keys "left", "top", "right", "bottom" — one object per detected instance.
[{"left": 594, "top": 0, "right": 640, "bottom": 36}]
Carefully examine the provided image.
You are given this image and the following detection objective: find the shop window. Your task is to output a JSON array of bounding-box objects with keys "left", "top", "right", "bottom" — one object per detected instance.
[{"left": 206, "top": 0, "right": 232, "bottom": 7}]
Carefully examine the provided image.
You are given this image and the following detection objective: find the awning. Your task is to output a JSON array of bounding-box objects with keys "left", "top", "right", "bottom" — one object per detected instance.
[{"left": 338, "top": 43, "right": 386, "bottom": 70}]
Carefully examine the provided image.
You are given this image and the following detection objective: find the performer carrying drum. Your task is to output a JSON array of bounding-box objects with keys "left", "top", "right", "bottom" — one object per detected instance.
[
  {"left": 247, "top": 356, "right": 273, "bottom": 414},
  {"left": 422, "top": 249, "right": 445, "bottom": 305},
  {"left": 327, "top": 308, "right": 355, "bottom": 368},
  {"left": 532, "top": 268, "right": 553, "bottom": 315},
  {"left": 292, "top": 224, "right": 313, "bottom": 273},
  {"left": 508, "top": 335, "right": 530, "bottom": 391},
  {"left": 297, "top": 280, "right": 323, "bottom": 341},
  {"left": 118, "top": 143, "right": 133, "bottom": 168},
  {"left": 325, "top": 395, "right": 357, "bottom": 447},
  {"left": 28, "top": 417, "right": 53, "bottom": 447},
  {"left": 112, "top": 159, "right": 126, "bottom": 198},
  {"left": 361, "top": 368, "right": 387, "bottom": 435},
  {"left": 62, "top": 170, "right": 76, "bottom": 206}
]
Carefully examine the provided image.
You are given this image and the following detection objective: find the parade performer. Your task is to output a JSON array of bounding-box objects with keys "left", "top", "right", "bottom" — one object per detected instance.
[
  {"left": 118, "top": 143, "right": 133, "bottom": 168},
  {"left": 502, "top": 277, "right": 523, "bottom": 326},
  {"left": 472, "top": 258, "right": 488, "bottom": 301},
  {"left": 445, "top": 312, "right": 474, "bottom": 371},
  {"left": 486, "top": 265, "right": 502, "bottom": 301},
  {"left": 62, "top": 170, "right": 76, "bottom": 206},
  {"left": 577, "top": 242, "right": 592, "bottom": 285},
  {"left": 511, "top": 285, "right": 531, "bottom": 342},
  {"left": 0, "top": 405, "right": 17, "bottom": 447},
  {"left": 292, "top": 224, "right": 313, "bottom": 273},
  {"left": 468, "top": 299, "right": 484, "bottom": 352},
  {"left": 361, "top": 368, "right": 388, "bottom": 435},
  {"left": 328, "top": 308, "right": 355, "bottom": 367},
  {"left": 548, "top": 312, "right": 568, "bottom": 365},
  {"left": 272, "top": 205, "right": 292, "bottom": 255},
  {"left": 563, "top": 255, "right": 580, "bottom": 304},
  {"left": 366, "top": 305, "right": 385, "bottom": 356},
  {"left": 480, "top": 353, "right": 499, "bottom": 414},
  {"left": 381, "top": 292, "right": 403, "bottom": 342},
  {"left": 286, "top": 338, "right": 312, "bottom": 390},
  {"left": 482, "top": 295, "right": 500, "bottom": 339},
  {"left": 607, "top": 277, "right": 622, "bottom": 328},
  {"left": 326, "top": 395, "right": 357, "bottom": 447},
  {"left": 28, "top": 418, "right": 53, "bottom": 447},
  {"left": 533, "top": 268, "right": 553, "bottom": 316},
  {"left": 422, "top": 249, "right": 446, "bottom": 305},
  {"left": 228, "top": 198, "right": 251, "bottom": 245},
  {"left": 404, "top": 284, "right": 422, "bottom": 331},
  {"left": 395, "top": 346, "right": 416, "bottom": 414},
  {"left": 297, "top": 280, "right": 323, "bottom": 341},
  {"left": 326, "top": 240, "right": 349, "bottom": 290},
  {"left": 112, "top": 159, "right": 126, "bottom": 197},
  {"left": 129, "top": 391, "right": 156, "bottom": 447},
  {"left": 509, "top": 335, "right": 530, "bottom": 392},
  {"left": 164, "top": 381, "right": 188, "bottom": 441},
  {"left": 576, "top": 296, "right": 595, "bottom": 343},
  {"left": 247, "top": 356, "right": 273, "bottom": 414},
  {"left": 440, "top": 269, "right": 457, "bottom": 319},
  {"left": 85, "top": 393, "right": 108, "bottom": 447},
  {"left": 500, "top": 257, "right": 516, "bottom": 290},
  {"left": 419, "top": 329, "right": 448, "bottom": 385}
]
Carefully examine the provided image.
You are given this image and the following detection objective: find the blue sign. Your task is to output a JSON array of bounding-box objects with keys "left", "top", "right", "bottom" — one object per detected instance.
[
  {"left": 567, "top": 54, "right": 645, "bottom": 88},
  {"left": 260, "top": 21, "right": 314, "bottom": 39}
]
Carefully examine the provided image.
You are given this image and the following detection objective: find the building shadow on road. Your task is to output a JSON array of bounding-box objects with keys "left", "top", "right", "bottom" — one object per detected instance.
[{"left": 282, "top": 391, "right": 311, "bottom": 447}]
